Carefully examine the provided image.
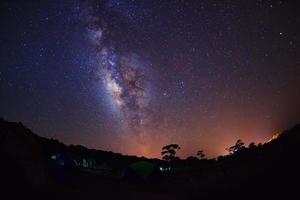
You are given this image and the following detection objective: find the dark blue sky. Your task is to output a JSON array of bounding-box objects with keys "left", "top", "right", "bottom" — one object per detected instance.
[{"left": 1, "top": 0, "right": 299, "bottom": 158}]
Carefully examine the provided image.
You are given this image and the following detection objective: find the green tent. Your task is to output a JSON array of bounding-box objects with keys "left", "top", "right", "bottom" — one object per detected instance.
[{"left": 129, "top": 161, "right": 157, "bottom": 177}]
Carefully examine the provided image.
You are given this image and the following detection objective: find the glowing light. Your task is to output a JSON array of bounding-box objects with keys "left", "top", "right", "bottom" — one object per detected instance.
[{"left": 267, "top": 132, "right": 281, "bottom": 143}]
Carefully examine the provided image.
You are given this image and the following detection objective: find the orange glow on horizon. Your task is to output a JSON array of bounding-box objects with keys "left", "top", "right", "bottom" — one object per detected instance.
[{"left": 266, "top": 132, "right": 281, "bottom": 143}]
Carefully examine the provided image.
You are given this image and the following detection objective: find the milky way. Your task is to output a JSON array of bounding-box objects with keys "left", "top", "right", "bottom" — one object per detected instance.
[{"left": 86, "top": 5, "right": 152, "bottom": 134}]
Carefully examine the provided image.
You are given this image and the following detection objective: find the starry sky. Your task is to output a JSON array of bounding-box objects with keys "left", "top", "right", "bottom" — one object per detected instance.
[{"left": 1, "top": 0, "right": 299, "bottom": 158}]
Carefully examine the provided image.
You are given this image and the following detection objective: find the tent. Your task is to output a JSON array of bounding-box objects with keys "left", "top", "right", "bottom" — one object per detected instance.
[
  {"left": 95, "top": 162, "right": 112, "bottom": 172},
  {"left": 123, "top": 161, "right": 161, "bottom": 181}
]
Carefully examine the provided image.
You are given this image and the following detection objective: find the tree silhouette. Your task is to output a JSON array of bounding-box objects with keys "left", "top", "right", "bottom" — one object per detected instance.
[
  {"left": 161, "top": 144, "right": 181, "bottom": 162},
  {"left": 197, "top": 150, "right": 206, "bottom": 159},
  {"left": 248, "top": 142, "right": 257, "bottom": 149},
  {"left": 226, "top": 139, "right": 245, "bottom": 154}
]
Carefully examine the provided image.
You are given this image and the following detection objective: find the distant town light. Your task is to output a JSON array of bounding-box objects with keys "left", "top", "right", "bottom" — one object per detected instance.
[{"left": 267, "top": 132, "right": 281, "bottom": 143}]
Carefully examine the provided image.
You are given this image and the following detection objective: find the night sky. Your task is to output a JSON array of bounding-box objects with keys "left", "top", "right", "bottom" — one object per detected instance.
[{"left": 1, "top": 0, "right": 299, "bottom": 158}]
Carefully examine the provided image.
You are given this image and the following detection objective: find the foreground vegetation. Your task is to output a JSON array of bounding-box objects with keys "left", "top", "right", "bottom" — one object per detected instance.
[{"left": 1, "top": 118, "right": 299, "bottom": 199}]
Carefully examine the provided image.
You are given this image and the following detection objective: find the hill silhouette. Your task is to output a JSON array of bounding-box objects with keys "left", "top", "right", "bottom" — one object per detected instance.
[{"left": 0, "top": 117, "right": 300, "bottom": 199}]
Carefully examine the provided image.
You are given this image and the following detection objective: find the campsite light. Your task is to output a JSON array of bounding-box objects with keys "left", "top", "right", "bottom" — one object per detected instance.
[
  {"left": 59, "top": 160, "right": 65, "bottom": 166},
  {"left": 51, "top": 154, "right": 60, "bottom": 160}
]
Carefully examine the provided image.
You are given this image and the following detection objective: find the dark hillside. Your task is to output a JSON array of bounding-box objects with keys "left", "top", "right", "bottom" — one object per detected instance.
[{"left": 1, "top": 118, "right": 300, "bottom": 199}]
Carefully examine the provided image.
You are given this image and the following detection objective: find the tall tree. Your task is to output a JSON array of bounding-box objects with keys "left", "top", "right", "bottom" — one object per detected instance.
[
  {"left": 226, "top": 139, "right": 245, "bottom": 154},
  {"left": 161, "top": 144, "right": 181, "bottom": 162}
]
